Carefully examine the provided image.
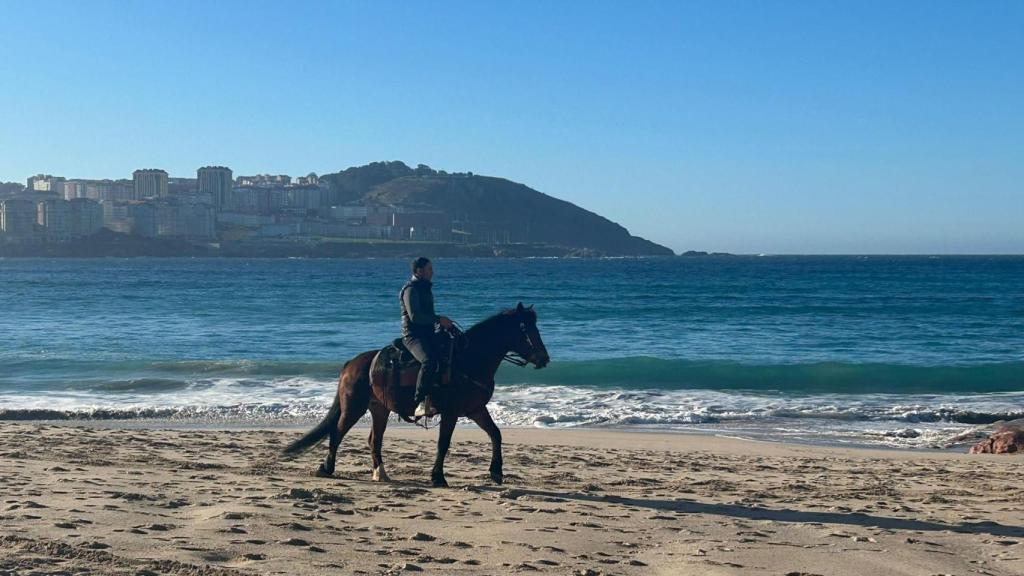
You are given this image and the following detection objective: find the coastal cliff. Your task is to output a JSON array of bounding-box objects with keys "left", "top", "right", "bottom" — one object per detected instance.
[{"left": 321, "top": 161, "right": 673, "bottom": 256}]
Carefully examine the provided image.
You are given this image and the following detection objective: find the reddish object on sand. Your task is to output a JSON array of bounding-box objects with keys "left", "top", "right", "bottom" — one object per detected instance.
[{"left": 969, "top": 425, "right": 1024, "bottom": 454}]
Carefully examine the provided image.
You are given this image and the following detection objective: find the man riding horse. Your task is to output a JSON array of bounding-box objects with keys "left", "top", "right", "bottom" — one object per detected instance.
[
  {"left": 283, "top": 271, "right": 550, "bottom": 486},
  {"left": 401, "top": 256, "right": 454, "bottom": 418}
]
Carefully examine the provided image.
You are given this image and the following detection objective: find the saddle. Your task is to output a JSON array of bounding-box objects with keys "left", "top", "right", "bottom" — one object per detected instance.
[
  {"left": 370, "top": 336, "right": 455, "bottom": 393},
  {"left": 380, "top": 338, "right": 421, "bottom": 372}
]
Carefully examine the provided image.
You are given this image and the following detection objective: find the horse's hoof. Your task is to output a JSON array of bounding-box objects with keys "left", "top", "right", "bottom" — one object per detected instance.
[
  {"left": 431, "top": 476, "right": 449, "bottom": 488},
  {"left": 372, "top": 466, "right": 390, "bottom": 483},
  {"left": 491, "top": 473, "right": 503, "bottom": 486},
  {"left": 312, "top": 465, "right": 334, "bottom": 478}
]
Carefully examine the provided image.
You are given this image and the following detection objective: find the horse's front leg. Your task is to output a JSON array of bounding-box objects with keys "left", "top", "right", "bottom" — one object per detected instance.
[
  {"left": 431, "top": 413, "right": 457, "bottom": 488},
  {"left": 468, "top": 407, "right": 503, "bottom": 485},
  {"left": 368, "top": 401, "right": 391, "bottom": 482}
]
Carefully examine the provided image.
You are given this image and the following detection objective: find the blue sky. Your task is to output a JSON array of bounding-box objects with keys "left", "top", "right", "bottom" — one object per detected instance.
[{"left": 1, "top": 1, "right": 1021, "bottom": 253}]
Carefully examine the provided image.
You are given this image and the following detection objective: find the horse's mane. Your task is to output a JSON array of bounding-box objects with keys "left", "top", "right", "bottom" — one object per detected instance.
[
  {"left": 465, "top": 311, "right": 511, "bottom": 337},
  {"left": 465, "top": 307, "right": 536, "bottom": 338}
]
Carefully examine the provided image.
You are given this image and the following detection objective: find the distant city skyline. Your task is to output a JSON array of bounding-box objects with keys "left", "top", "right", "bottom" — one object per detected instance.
[{"left": 1, "top": 1, "right": 1022, "bottom": 254}]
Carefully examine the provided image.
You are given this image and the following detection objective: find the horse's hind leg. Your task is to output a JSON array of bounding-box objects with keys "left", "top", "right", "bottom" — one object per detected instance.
[
  {"left": 315, "top": 426, "right": 341, "bottom": 477},
  {"left": 367, "top": 401, "right": 391, "bottom": 482},
  {"left": 317, "top": 374, "right": 371, "bottom": 477},
  {"left": 468, "top": 407, "right": 503, "bottom": 485}
]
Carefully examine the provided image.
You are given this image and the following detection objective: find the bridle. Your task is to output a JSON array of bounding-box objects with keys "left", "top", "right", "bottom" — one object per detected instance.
[
  {"left": 503, "top": 353, "right": 530, "bottom": 367},
  {"left": 503, "top": 320, "right": 539, "bottom": 367}
]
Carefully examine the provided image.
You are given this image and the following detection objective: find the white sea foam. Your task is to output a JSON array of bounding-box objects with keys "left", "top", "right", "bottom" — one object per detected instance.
[{"left": 2, "top": 378, "right": 1018, "bottom": 449}]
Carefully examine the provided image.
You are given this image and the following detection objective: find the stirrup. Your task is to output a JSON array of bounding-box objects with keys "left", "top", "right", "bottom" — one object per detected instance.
[{"left": 413, "top": 398, "right": 435, "bottom": 418}]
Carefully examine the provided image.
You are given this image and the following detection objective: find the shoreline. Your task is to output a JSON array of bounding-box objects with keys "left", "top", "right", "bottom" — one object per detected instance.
[
  {"left": 0, "top": 416, "right": 985, "bottom": 453},
  {"left": 2, "top": 421, "right": 1021, "bottom": 575}
]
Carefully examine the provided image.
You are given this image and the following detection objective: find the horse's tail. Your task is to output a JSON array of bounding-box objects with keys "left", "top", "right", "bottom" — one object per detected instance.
[{"left": 281, "top": 369, "right": 345, "bottom": 456}]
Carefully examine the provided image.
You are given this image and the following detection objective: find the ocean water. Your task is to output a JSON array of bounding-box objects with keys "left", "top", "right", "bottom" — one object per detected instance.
[{"left": 1, "top": 256, "right": 1022, "bottom": 449}]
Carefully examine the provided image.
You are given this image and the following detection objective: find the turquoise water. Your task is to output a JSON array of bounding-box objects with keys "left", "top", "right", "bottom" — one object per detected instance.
[{"left": 1, "top": 256, "right": 1022, "bottom": 447}]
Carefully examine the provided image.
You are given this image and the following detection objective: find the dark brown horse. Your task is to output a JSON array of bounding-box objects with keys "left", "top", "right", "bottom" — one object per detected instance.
[{"left": 283, "top": 303, "right": 550, "bottom": 488}]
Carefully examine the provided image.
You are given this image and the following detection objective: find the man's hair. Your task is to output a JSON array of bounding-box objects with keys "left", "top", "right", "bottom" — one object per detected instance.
[{"left": 411, "top": 256, "right": 431, "bottom": 273}]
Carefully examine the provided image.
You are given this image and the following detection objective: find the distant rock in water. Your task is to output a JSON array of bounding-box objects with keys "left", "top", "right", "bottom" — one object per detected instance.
[
  {"left": 320, "top": 161, "right": 673, "bottom": 256},
  {"left": 969, "top": 421, "right": 1024, "bottom": 454},
  {"left": 679, "top": 250, "right": 735, "bottom": 257}
]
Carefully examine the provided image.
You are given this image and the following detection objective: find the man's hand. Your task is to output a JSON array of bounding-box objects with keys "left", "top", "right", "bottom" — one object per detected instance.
[{"left": 439, "top": 316, "right": 453, "bottom": 329}]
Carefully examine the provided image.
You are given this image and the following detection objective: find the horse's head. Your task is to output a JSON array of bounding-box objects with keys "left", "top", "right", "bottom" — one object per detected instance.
[{"left": 505, "top": 302, "right": 550, "bottom": 369}]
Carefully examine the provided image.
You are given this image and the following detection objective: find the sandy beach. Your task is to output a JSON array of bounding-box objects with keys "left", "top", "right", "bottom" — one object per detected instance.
[{"left": 1, "top": 421, "right": 1021, "bottom": 576}]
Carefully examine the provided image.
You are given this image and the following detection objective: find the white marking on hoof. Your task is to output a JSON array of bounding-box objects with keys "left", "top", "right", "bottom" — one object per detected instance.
[{"left": 372, "top": 465, "right": 390, "bottom": 482}]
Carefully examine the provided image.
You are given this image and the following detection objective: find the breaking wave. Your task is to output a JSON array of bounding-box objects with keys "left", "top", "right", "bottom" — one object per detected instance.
[
  {"left": 2, "top": 357, "right": 1021, "bottom": 449},
  {"left": 495, "top": 358, "right": 1024, "bottom": 394},
  {"left": 5, "top": 357, "right": 1023, "bottom": 394}
]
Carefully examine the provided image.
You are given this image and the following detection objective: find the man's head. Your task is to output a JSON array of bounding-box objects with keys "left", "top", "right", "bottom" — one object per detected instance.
[{"left": 411, "top": 256, "right": 433, "bottom": 281}]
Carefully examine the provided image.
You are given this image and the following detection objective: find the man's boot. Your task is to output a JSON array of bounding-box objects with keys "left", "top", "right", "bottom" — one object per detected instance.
[
  {"left": 414, "top": 397, "right": 434, "bottom": 418},
  {"left": 413, "top": 363, "right": 437, "bottom": 417}
]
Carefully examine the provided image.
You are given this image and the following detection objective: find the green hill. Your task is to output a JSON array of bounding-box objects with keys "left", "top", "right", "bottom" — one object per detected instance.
[{"left": 320, "top": 161, "right": 672, "bottom": 256}]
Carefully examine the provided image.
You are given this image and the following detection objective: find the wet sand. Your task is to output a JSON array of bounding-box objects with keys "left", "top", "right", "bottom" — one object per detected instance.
[{"left": 1, "top": 421, "right": 1022, "bottom": 575}]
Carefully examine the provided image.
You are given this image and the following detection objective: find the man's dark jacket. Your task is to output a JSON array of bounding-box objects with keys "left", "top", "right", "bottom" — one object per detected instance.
[{"left": 400, "top": 276, "right": 439, "bottom": 339}]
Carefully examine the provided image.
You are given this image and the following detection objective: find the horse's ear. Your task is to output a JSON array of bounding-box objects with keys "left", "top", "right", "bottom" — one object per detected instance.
[
  {"left": 527, "top": 304, "right": 534, "bottom": 310},
  {"left": 516, "top": 302, "right": 525, "bottom": 312}
]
